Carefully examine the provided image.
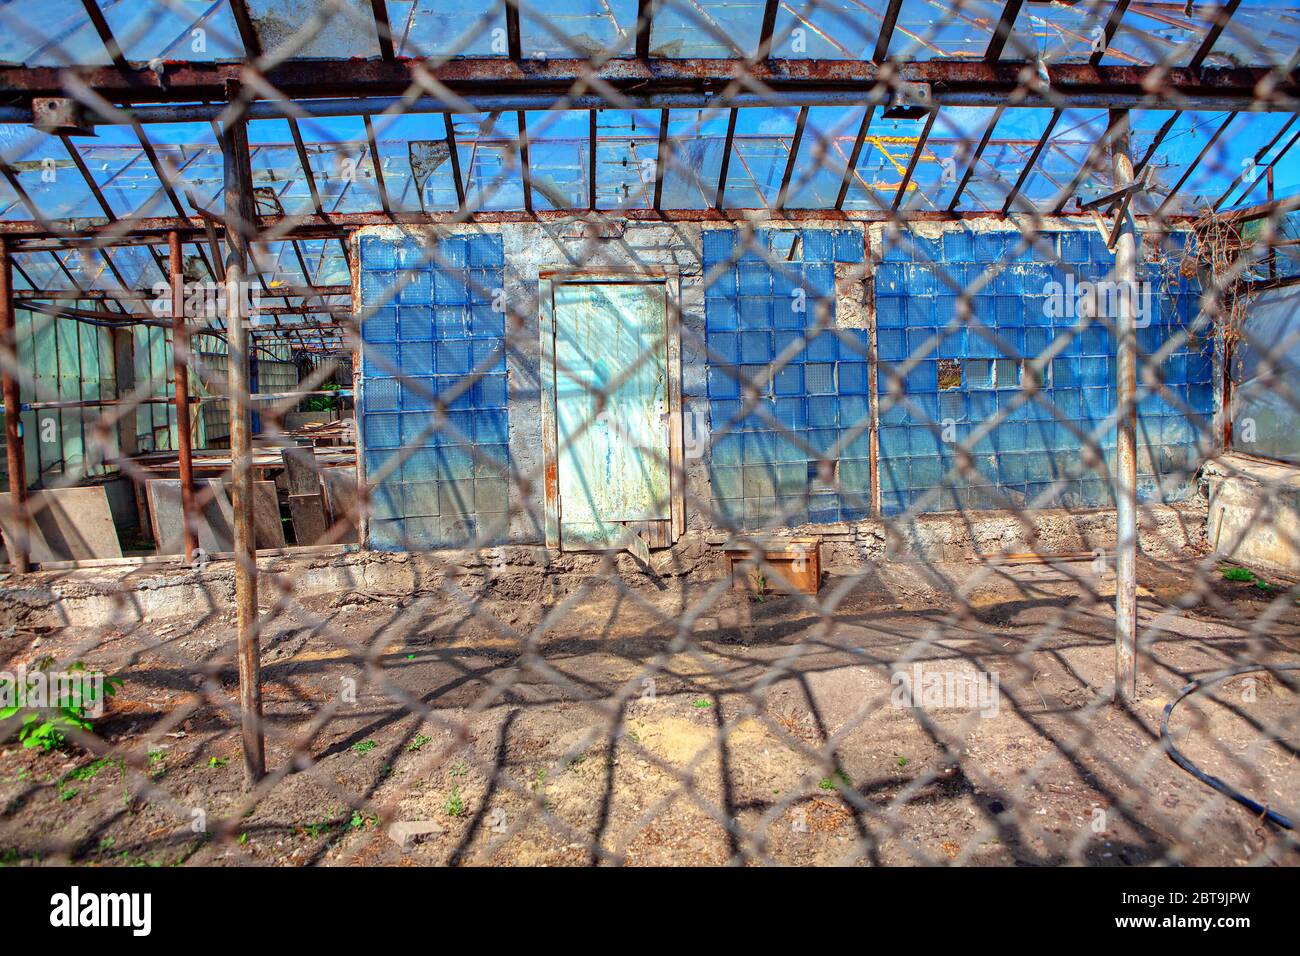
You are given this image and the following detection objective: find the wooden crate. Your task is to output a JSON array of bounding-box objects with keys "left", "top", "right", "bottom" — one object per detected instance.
[{"left": 724, "top": 537, "right": 821, "bottom": 595}]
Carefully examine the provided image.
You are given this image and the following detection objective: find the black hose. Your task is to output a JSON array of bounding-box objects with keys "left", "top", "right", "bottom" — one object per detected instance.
[{"left": 1160, "top": 663, "right": 1299, "bottom": 831}]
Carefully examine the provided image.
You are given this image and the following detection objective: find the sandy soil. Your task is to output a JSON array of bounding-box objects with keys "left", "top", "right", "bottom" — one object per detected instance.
[{"left": 0, "top": 553, "right": 1297, "bottom": 867}]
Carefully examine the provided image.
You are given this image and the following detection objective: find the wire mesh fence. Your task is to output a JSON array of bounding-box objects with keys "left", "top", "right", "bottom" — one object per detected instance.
[{"left": 0, "top": 0, "right": 1297, "bottom": 867}]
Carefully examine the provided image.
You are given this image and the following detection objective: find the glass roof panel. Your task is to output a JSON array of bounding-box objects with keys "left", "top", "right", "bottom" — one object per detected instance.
[
  {"left": 458, "top": 111, "right": 526, "bottom": 211},
  {"left": 784, "top": 105, "right": 867, "bottom": 208},
  {"left": 770, "top": 0, "right": 886, "bottom": 59},
  {"left": 523, "top": 109, "right": 589, "bottom": 210},
  {"left": 0, "top": 125, "right": 104, "bottom": 220},
  {"left": 958, "top": 107, "right": 1056, "bottom": 212},
  {"left": 1206, "top": 1, "right": 1300, "bottom": 69},
  {"left": 649, "top": 0, "right": 766, "bottom": 57},
  {"left": 659, "top": 108, "right": 730, "bottom": 209},
  {"left": 103, "top": 0, "right": 245, "bottom": 62},
  {"left": 886, "top": 0, "right": 1007, "bottom": 60},
  {"left": 841, "top": 111, "right": 933, "bottom": 210},
  {"left": 0, "top": 0, "right": 110, "bottom": 67},
  {"left": 245, "top": 0, "right": 381, "bottom": 60},
  {"left": 1102, "top": 1, "right": 1221, "bottom": 68},
  {"left": 895, "top": 106, "right": 996, "bottom": 212},
  {"left": 594, "top": 109, "right": 659, "bottom": 210},
  {"left": 721, "top": 106, "right": 800, "bottom": 209},
  {"left": 521, "top": 0, "right": 637, "bottom": 57},
  {"left": 1015, "top": 109, "right": 1109, "bottom": 211},
  {"left": 388, "top": 0, "right": 505, "bottom": 57},
  {"left": 1005, "top": 0, "right": 1117, "bottom": 64},
  {"left": 1152, "top": 111, "right": 1293, "bottom": 213}
]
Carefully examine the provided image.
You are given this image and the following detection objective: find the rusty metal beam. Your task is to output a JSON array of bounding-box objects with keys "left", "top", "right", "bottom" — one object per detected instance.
[
  {"left": 873, "top": 0, "right": 904, "bottom": 63},
  {"left": 1090, "top": 0, "right": 1129, "bottom": 66},
  {"left": 133, "top": 124, "right": 188, "bottom": 218},
  {"left": 229, "top": 0, "right": 263, "bottom": 58},
  {"left": 288, "top": 118, "right": 323, "bottom": 214},
  {"left": 362, "top": 115, "right": 391, "bottom": 215},
  {"left": 517, "top": 110, "right": 533, "bottom": 214},
  {"left": 835, "top": 106, "right": 874, "bottom": 210},
  {"left": 505, "top": 0, "right": 522, "bottom": 60},
  {"left": 0, "top": 237, "right": 27, "bottom": 573},
  {"left": 79, "top": 0, "right": 128, "bottom": 71},
  {"left": 758, "top": 0, "right": 780, "bottom": 58},
  {"left": 635, "top": 0, "right": 653, "bottom": 59},
  {"left": 775, "top": 106, "right": 808, "bottom": 211},
  {"left": 1111, "top": 108, "right": 1137, "bottom": 704},
  {"left": 1189, "top": 0, "right": 1241, "bottom": 72},
  {"left": 589, "top": 109, "right": 598, "bottom": 210},
  {"left": 221, "top": 106, "right": 265, "bottom": 787},
  {"left": 444, "top": 114, "right": 466, "bottom": 209},
  {"left": 0, "top": 205, "right": 1199, "bottom": 246},
  {"left": 653, "top": 108, "right": 669, "bottom": 211},
  {"left": 169, "top": 231, "right": 197, "bottom": 564},
  {"left": 985, "top": 0, "right": 1024, "bottom": 63},
  {"left": 0, "top": 60, "right": 1287, "bottom": 111},
  {"left": 371, "top": 0, "right": 395, "bottom": 60},
  {"left": 1132, "top": 109, "right": 1182, "bottom": 182},
  {"left": 715, "top": 108, "right": 738, "bottom": 210},
  {"left": 1001, "top": 108, "right": 1061, "bottom": 213}
]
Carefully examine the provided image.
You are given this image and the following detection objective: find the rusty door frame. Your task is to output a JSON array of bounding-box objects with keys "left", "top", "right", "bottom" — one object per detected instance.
[{"left": 539, "top": 267, "right": 684, "bottom": 551}]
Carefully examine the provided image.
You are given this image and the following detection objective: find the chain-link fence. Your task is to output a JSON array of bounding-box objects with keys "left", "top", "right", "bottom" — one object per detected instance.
[{"left": 0, "top": 0, "right": 1297, "bottom": 867}]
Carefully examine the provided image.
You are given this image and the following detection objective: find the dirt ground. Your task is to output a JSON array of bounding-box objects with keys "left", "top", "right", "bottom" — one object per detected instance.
[{"left": 1, "top": 552, "right": 1297, "bottom": 867}]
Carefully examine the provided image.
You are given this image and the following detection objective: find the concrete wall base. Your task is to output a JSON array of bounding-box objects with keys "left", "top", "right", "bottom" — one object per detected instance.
[
  {"left": 1205, "top": 454, "right": 1300, "bottom": 575},
  {"left": 0, "top": 502, "right": 1208, "bottom": 631}
]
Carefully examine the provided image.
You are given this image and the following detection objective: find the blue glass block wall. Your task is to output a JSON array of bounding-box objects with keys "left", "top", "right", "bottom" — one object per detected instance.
[
  {"left": 704, "top": 228, "right": 870, "bottom": 529},
  {"left": 875, "top": 230, "right": 1212, "bottom": 517},
  {"left": 358, "top": 233, "right": 509, "bottom": 549}
]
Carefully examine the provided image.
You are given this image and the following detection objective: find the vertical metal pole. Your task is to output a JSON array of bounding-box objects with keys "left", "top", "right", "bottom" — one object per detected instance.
[
  {"left": 1111, "top": 109, "right": 1138, "bottom": 703},
  {"left": 0, "top": 237, "right": 28, "bottom": 573},
  {"left": 169, "top": 231, "right": 197, "bottom": 563},
  {"left": 222, "top": 104, "right": 265, "bottom": 784}
]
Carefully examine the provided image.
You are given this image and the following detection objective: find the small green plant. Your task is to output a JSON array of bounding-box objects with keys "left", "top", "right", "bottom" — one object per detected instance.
[
  {"left": 897, "top": 756, "right": 909, "bottom": 768},
  {"left": 444, "top": 787, "right": 465, "bottom": 818},
  {"left": 66, "top": 757, "right": 118, "bottom": 783},
  {"left": 238, "top": 833, "right": 248, "bottom": 846},
  {"left": 98, "top": 836, "right": 115, "bottom": 852},
  {"left": 1221, "top": 566, "right": 1256, "bottom": 583},
  {"left": 1255, "top": 579, "right": 1275, "bottom": 592},
  {"left": 0, "top": 660, "right": 123, "bottom": 753},
  {"left": 819, "top": 770, "right": 852, "bottom": 790},
  {"left": 207, "top": 757, "right": 228, "bottom": 769},
  {"left": 692, "top": 698, "right": 712, "bottom": 709},
  {"left": 349, "top": 810, "right": 377, "bottom": 830},
  {"left": 448, "top": 760, "right": 468, "bottom": 778},
  {"left": 301, "top": 820, "right": 333, "bottom": 839},
  {"left": 407, "top": 734, "right": 432, "bottom": 753},
  {"left": 57, "top": 783, "right": 78, "bottom": 802},
  {"left": 352, "top": 739, "right": 377, "bottom": 755}
]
